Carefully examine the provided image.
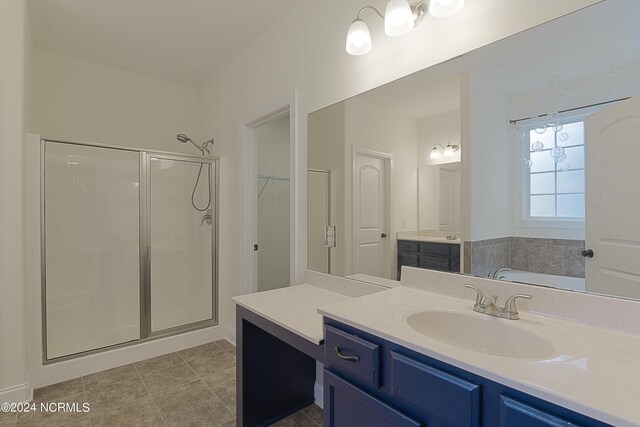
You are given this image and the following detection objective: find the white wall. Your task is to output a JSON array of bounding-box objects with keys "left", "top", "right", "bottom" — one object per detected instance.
[
  {"left": 344, "top": 98, "right": 418, "bottom": 235},
  {"left": 30, "top": 49, "right": 200, "bottom": 154},
  {"left": 199, "top": 0, "right": 600, "bottom": 333},
  {"left": 417, "top": 110, "right": 462, "bottom": 166},
  {"left": 461, "top": 72, "right": 510, "bottom": 242},
  {"left": 0, "top": 0, "right": 30, "bottom": 403},
  {"left": 257, "top": 115, "right": 291, "bottom": 291}
]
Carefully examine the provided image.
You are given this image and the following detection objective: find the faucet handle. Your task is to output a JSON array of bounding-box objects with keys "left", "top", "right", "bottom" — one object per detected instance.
[
  {"left": 504, "top": 294, "right": 532, "bottom": 319},
  {"left": 464, "top": 284, "right": 486, "bottom": 307}
]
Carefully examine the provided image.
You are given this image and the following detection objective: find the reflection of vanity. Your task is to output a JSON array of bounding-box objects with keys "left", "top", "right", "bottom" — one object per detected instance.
[{"left": 397, "top": 236, "right": 461, "bottom": 279}]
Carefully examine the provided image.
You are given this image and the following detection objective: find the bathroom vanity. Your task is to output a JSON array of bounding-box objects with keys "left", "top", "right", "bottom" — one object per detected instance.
[
  {"left": 397, "top": 238, "right": 461, "bottom": 279},
  {"left": 234, "top": 268, "right": 640, "bottom": 426},
  {"left": 323, "top": 319, "right": 607, "bottom": 427}
]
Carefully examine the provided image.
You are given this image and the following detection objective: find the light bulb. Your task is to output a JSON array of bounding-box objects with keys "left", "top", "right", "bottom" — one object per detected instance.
[
  {"left": 444, "top": 143, "right": 454, "bottom": 157},
  {"left": 346, "top": 19, "right": 372, "bottom": 55},
  {"left": 430, "top": 147, "right": 440, "bottom": 160},
  {"left": 429, "top": 0, "right": 464, "bottom": 17},
  {"left": 385, "top": 0, "right": 414, "bottom": 37}
]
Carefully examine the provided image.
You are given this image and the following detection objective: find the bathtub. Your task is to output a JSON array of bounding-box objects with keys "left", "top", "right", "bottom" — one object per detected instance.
[{"left": 497, "top": 269, "right": 585, "bottom": 292}]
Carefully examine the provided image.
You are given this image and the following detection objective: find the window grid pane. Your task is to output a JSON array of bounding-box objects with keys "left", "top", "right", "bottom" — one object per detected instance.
[{"left": 526, "top": 119, "right": 585, "bottom": 219}]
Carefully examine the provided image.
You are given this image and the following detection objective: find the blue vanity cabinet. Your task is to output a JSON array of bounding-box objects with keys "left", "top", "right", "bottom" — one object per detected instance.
[
  {"left": 397, "top": 240, "right": 460, "bottom": 280},
  {"left": 323, "top": 319, "right": 612, "bottom": 427}
]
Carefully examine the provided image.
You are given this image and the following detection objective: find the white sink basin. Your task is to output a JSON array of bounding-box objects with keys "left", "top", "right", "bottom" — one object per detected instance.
[{"left": 405, "top": 310, "right": 555, "bottom": 359}]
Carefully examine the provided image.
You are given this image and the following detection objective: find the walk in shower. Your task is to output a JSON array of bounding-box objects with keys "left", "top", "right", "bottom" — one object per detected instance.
[{"left": 41, "top": 139, "right": 218, "bottom": 361}]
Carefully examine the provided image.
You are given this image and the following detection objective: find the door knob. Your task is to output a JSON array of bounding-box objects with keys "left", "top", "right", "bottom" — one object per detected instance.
[
  {"left": 581, "top": 249, "right": 594, "bottom": 258},
  {"left": 381, "top": 233, "right": 387, "bottom": 238}
]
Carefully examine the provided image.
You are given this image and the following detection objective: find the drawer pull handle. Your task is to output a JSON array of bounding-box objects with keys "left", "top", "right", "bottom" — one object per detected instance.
[{"left": 334, "top": 346, "right": 359, "bottom": 362}]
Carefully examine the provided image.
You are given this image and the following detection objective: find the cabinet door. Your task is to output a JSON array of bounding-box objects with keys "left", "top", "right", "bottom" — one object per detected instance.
[
  {"left": 500, "top": 396, "right": 581, "bottom": 427},
  {"left": 324, "top": 370, "right": 422, "bottom": 427}
]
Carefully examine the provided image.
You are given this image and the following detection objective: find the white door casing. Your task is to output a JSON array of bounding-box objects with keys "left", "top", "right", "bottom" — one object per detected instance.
[
  {"left": 307, "top": 169, "right": 332, "bottom": 274},
  {"left": 585, "top": 96, "right": 640, "bottom": 299},
  {"left": 353, "top": 149, "right": 392, "bottom": 279}
]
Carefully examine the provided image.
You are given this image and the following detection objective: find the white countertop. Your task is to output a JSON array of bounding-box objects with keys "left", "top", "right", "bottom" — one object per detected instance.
[
  {"left": 318, "top": 285, "right": 640, "bottom": 427},
  {"left": 232, "top": 284, "right": 381, "bottom": 344},
  {"left": 397, "top": 235, "right": 461, "bottom": 244}
]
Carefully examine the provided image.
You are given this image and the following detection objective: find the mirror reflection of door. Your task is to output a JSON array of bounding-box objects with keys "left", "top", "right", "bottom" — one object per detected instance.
[
  {"left": 353, "top": 150, "right": 392, "bottom": 279},
  {"left": 585, "top": 96, "right": 640, "bottom": 299},
  {"left": 255, "top": 114, "right": 290, "bottom": 292},
  {"left": 308, "top": 169, "right": 333, "bottom": 274},
  {"left": 438, "top": 164, "right": 461, "bottom": 232}
]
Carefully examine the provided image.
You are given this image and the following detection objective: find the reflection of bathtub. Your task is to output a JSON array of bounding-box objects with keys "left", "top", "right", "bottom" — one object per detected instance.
[{"left": 498, "top": 270, "right": 585, "bottom": 292}]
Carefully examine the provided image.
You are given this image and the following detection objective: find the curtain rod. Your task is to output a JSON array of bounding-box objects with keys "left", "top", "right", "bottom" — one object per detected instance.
[{"left": 509, "top": 97, "right": 630, "bottom": 124}]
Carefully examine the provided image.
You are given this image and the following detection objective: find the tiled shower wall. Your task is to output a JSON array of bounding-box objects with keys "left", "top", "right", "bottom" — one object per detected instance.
[{"left": 464, "top": 237, "right": 585, "bottom": 278}]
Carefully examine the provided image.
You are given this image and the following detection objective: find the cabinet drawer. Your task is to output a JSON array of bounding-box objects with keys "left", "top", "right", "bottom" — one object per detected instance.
[
  {"left": 325, "top": 325, "right": 380, "bottom": 387},
  {"left": 390, "top": 352, "right": 480, "bottom": 427},
  {"left": 325, "top": 370, "right": 423, "bottom": 427},
  {"left": 398, "top": 240, "right": 420, "bottom": 253},
  {"left": 499, "top": 396, "right": 580, "bottom": 427}
]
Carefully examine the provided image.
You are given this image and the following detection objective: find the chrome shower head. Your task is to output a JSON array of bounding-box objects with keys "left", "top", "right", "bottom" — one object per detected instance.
[{"left": 177, "top": 133, "right": 192, "bottom": 144}]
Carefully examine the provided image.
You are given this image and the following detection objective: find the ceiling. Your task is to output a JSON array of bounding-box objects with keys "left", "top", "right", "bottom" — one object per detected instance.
[{"left": 28, "top": 0, "right": 298, "bottom": 88}]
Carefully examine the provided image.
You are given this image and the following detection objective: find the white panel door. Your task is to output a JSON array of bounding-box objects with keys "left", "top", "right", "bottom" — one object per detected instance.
[
  {"left": 354, "top": 154, "right": 389, "bottom": 278},
  {"left": 585, "top": 96, "right": 640, "bottom": 298},
  {"left": 438, "top": 165, "right": 461, "bottom": 232}
]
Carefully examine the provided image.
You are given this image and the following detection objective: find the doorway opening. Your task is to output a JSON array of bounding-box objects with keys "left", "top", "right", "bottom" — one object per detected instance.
[{"left": 241, "top": 93, "right": 297, "bottom": 294}]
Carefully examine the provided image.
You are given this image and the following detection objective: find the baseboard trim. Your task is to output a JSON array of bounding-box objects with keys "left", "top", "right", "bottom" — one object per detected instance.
[
  {"left": 0, "top": 377, "right": 32, "bottom": 403},
  {"left": 314, "top": 382, "right": 323, "bottom": 409}
]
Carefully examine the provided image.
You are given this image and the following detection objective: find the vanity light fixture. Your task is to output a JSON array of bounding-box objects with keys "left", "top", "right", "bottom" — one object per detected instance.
[
  {"left": 430, "top": 141, "right": 460, "bottom": 159},
  {"left": 346, "top": 0, "right": 463, "bottom": 55}
]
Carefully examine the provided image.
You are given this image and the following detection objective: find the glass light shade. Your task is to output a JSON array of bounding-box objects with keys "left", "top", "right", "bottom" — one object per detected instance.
[
  {"left": 430, "top": 147, "right": 440, "bottom": 159},
  {"left": 346, "top": 19, "right": 372, "bottom": 55},
  {"left": 385, "top": 0, "right": 414, "bottom": 37},
  {"left": 444, "top": 145, "right": 454, "bottom": 156},
  {"left": 429, "top": 0, "right": 464, "bottom": 17}
]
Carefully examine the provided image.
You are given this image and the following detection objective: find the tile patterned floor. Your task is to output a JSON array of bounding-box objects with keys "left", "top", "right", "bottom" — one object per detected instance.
[{"left": 2, "top": 339, "right": 323, "bottom": 427}]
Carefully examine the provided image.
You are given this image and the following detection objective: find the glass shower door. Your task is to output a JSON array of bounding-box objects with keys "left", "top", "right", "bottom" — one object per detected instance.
[
  {"left": 149, "top": 155, "right": 215, "bottom": 332},
  {"left": 44, "top": 142, "right": 140, "bottom": 359}
]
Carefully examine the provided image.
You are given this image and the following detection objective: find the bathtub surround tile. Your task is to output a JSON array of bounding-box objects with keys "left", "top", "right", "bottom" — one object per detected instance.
[
  {"left": 563, "top": 246, "right": 586, "bottom": 278},
  {"left": 89, "top": 395, "right": 163, "bottom": 427},
  {"left": 139, "top": 362, "right": 199, "bottom": 395},
  {"left": 509, "top": 243, "right": 529, "bottom": 271},
  {"left": 134, "top": 351, "right": 183, "bottom": 376},
  {"left": 82, "top": 363, "right": 137, "bottom": 391},
  {"left": 33, "top": 377, "right": 84, "bottom": 402},
  {"left": 178, "top": 342, "right": 225, "bottom": 362},
  {"left": 468, "top": 236, "right": 585, "bottom": 280}
]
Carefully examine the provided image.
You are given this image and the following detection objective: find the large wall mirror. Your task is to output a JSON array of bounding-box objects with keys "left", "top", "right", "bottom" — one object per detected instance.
[{"left": 307, "top": 0, "right": 640, "bottom": 300}]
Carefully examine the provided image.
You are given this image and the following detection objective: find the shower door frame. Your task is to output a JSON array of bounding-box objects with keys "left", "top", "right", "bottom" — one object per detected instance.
[{"left": 40, "top": 138, "right": 219, "bottom": 363}]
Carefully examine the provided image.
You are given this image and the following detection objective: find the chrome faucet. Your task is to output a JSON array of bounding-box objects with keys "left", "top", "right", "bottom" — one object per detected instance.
[
  {"left": 464, "top": 284, "right": 532, "bottom": 320},
  {"left": 492, "top": 267, "right": 512, "bottom": 279}
]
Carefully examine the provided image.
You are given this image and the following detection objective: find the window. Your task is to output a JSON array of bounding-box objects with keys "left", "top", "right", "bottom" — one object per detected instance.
[{"left": 524, "top": 119, "right": 585, "bottom": 220}]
